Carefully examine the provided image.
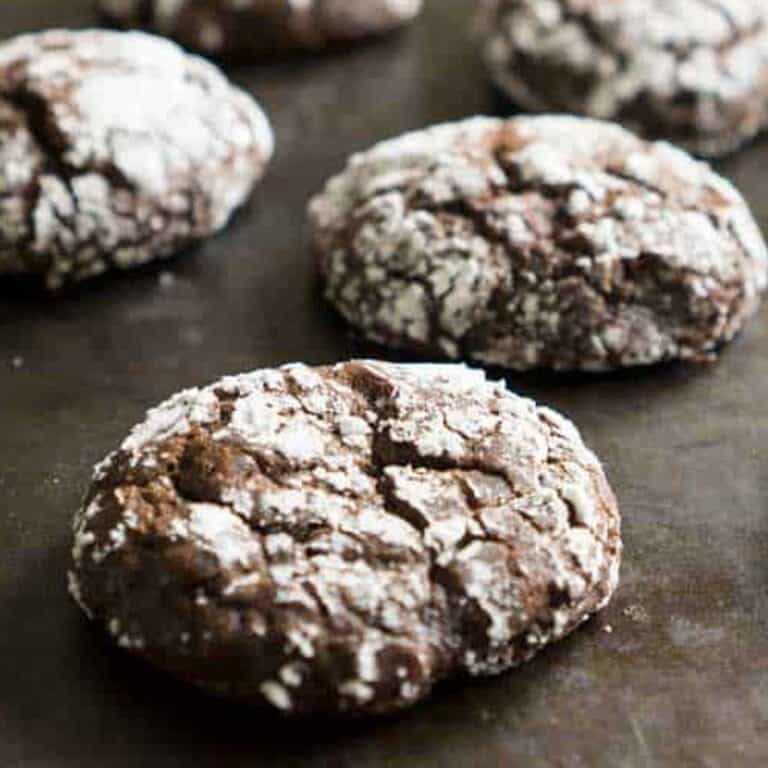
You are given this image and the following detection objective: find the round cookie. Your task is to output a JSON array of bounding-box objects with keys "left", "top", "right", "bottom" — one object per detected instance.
[
  {"left": 309, "top": 116, "right": 768, "bottom": 371},
  {"left": 69, "top": 360, "right": 621, "bottom": 715},
  {"left": 0, "top": 29, "right": 273, "bottom": 289},
  {"left": 99, "top": 0, "right": 424, "bottom": 60},
  {"left": 479, "top": 0, "right": 768, "bottom": 157}
]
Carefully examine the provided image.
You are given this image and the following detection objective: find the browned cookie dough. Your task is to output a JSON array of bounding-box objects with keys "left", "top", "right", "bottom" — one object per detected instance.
[
  {"left": 309, "top": 116, "right": 767, "bottom": 371},
  {"left": 98, "top": 0, "right": 423, "bottom": 60},
  {"left": 480, "top": 0, "right": 768, "bottom": 157},
  {"left": 69, "top": 361, "right": 621, "bottom": 715},
  {"left": 0, "top": 29, "right": 273, "bottom": 289}
]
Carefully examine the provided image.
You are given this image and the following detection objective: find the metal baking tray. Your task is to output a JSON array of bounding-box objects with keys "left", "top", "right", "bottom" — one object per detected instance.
[{"left": 1, "top": 1, "right": 766, "bottom": 765}]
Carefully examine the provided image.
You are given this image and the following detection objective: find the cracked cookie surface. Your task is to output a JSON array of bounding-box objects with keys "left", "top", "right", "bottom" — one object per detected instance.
[
  {"left": 0, "top": 29, "right": 273, "bottom": 289},
  {"left": 99, "top": 0, "right": 423, "bottom": 60},
  {"left": 69, "top": 360, "right": 621, "bottom": 715},
  {"left": 480, "top": 0, "right": 768, "bottom": 157},
  {"left": 309, "top": 116, "right": 767, "bottom": 371}
]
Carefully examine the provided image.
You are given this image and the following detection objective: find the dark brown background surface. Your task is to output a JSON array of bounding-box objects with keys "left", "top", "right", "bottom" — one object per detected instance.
[{"left": 1, "top": 1, "right": 767, "bottom": 766}]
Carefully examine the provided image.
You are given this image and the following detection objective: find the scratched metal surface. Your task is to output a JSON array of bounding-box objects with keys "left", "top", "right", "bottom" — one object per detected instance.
[{"left": 0, "top": 2, "right": 767, "bottom": 766}]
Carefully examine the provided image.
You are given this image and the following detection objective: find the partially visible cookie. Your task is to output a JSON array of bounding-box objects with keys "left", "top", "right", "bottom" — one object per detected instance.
[
  {"left": 99, "top": 0, "right": 423, "bottom": 60},
  {"left": 480, "top": 0, "right": 768, "bottom": 157},
  {"left": 0, "top": 29, "right": 273, "bottom": 289},
  {"left": 69, "top": 360, "right": 621, "bottom": 715},
  {"left": 309, "top": 116, "right": 767, "bottom": 371}
]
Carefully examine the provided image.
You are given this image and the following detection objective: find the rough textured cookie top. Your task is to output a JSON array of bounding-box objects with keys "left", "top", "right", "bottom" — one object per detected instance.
[
  {"left": 99, "top": 0, "right": 423, "bottom": 58},
  {"left": 481, "top": 0, "right": 768, "bottom": 155},
  {"left": 310, "top": 116, "right": 767, "bottom": 371},
  {"left": 69, "top": 361, "right": 621, "bottom": 715},
  {"left": 0, "top": 29, "right": 273, "bottom": 288}
]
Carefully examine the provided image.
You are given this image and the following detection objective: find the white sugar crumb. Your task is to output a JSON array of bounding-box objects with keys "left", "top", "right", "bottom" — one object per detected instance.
[
  {"left": 561, "top": 481, "right": 596, "bottom": 528},
  {"left": 285, "top": 629, "right": 317, "bottom": 659},
  {"left": 226, "top": 391, "right": 280, "bottom": 444},
  {"left": 121, "top": 388, "right": 218, "bottom": 453},
  {"left": 92, "top": 454, "right": 116, "bottom": 481},
  {"left": 279, "top": 663, "right": 304, "bottom": 688},
  {"left": 283, "top": 364, "right": 323, "bottom": 390},
  {"left": 118, "top": 632, "right": 146, "bottom": 650},
  {"left": 552, "top": 609, "right": 570, "bottom": 637},
  {"left": 123, "top": 509, "right": 139, "bottom": 529},
  {"left": 260, "top": 681, "right": 292, "bottom": 711},
  {"left": 187, "top": 503, "right": 259, "bottom": 568},
  {"left": 109, "top": 524, "right": 127, "bottom": 549},
  {"left": 82, "top": 499, "right": 103, "bottom": 521},
  {"left": 399, "top": 681, "right": 420, "bottom": 700},
  {"left": 249, "top": 616, "right": 267, "bottom": 636},
  {"left": 357, "top": 639, "right": 384, "bottom": 683},
  {"left": 339, "top": 680, "right": 375, "bottom": 703},
  {"left": 338, "top": 415, "right": 371, "bottom": 439},
  {"left": 72, "top": 529, "right": 96, "bottom": 563},
  {"left": 222, "top": 572, "right": 264, "bottom": 596},
  {"left": 157, "top": 270, "right": 176, "bottom": 289},
  {"left": 221, "top": 486, "right": 255, "bottom": 516},
  {"left": 67, "top": 571, "right": 92, "bottom": 618},
  {"left": 272, "top": 426, "right": 326, "bottom": 463}
]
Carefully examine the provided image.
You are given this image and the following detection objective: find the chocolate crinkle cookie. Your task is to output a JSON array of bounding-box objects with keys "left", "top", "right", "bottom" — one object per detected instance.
[
  {"left": 479, "top": 0, "right": 768, "bottom": 157},
  {"left": 99, "top": 0, "right": 423, "bottom": 60},
  {"left": 0, "top": 29, "right": 273, "bottom": 289},
  {"left": 309, "top": 116, "right": 768, "bottom": 371},
  {"left": 69, "top": 361, "right": 621, "bottom": 715}
]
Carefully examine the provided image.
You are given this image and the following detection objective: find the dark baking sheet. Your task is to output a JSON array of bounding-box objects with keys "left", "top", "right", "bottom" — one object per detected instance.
[{"left": 1, "top": 2, "right": 767, "bottom": 766}]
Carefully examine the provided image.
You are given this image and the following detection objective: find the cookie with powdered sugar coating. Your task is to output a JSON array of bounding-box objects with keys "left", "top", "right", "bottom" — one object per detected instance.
[
  {"left": 69, "top": 360, "right": 621, "bottom": 715},
  {"left": 0, "top": 29, "right": 273, "bottom": 289},
  {"left": 480, "top": 0, "right": 768, "bottom": 157},
  {"left": 309, "top": 116, "right": 767, "bottom": 371},
  {"left": 99, "top": 0, "right": 423, "bottom": 60}
]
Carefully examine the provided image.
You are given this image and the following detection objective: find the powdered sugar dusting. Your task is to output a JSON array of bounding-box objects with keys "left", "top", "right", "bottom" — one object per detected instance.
[
  {"left": 481, "top": 0, "right": 768, "bottom": 156},
  {"left": 0, "top": 29, "right": 273, "bottom": 288},
  {"left": 100, "top": 0, "right": 423, "bottom": 58},
  {"left": 70, "top": 360, "right": 621, "bottom": 714},
  {"left": 310, "top": 115, "right": 767, "bottom": 371}
]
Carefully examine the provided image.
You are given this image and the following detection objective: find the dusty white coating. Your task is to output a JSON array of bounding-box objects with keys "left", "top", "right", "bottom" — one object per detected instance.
[
  {"left": 0, "top": 29, "right": 273, "bottom": 288},
  {"left": 481, "top": 0, "right": 768, "bottom": 156},
  {"left": 310, "top": 115, "right": 767, "bottom": 371},
  {"left": 70, "top": 360, "right": 621, "bottom": 714},
  {"left": 187, "top": 502, "right": 262, "bottom": 568},
  {"left": 99, "top": 0, "right": 423, "bottom": 56}
]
